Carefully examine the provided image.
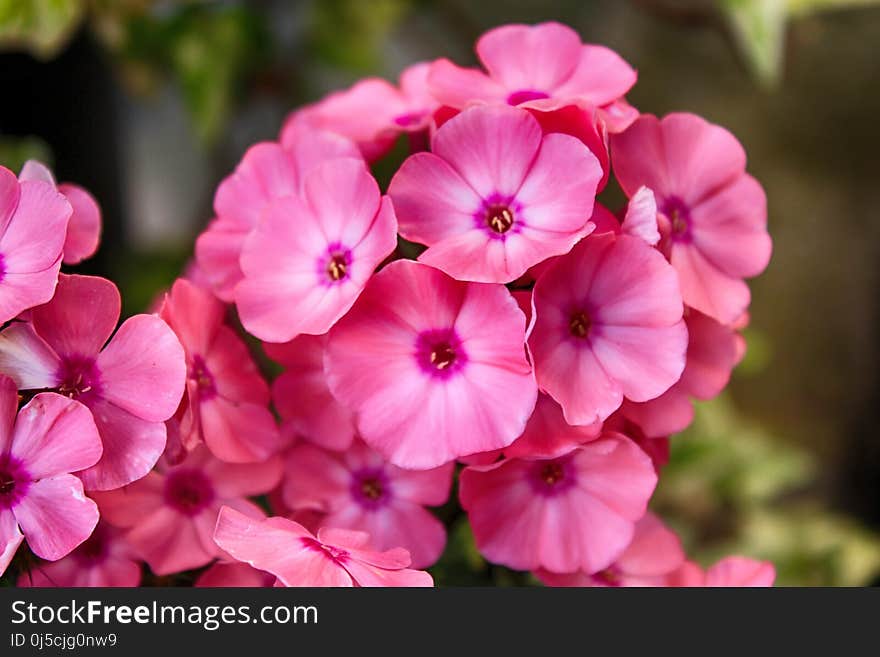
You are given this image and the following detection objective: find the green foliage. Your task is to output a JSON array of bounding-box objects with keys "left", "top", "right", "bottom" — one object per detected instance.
[
  {"left": 0, "top": 0, "right": 85, "bottom": 58},
  {"left": 0, "top": 135, "right": 52, "bottom": 173}
]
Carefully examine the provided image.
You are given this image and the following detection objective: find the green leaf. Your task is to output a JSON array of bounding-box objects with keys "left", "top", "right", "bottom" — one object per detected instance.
[
  {"left": 720, "top": 0, "right": 788, "bottom": 88},
  {"left": 0, "top": 0, "right": 85, "bottom": 58}
]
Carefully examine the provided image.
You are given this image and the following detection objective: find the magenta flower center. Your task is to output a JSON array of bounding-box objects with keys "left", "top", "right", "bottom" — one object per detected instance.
[
  {"left": 0, "top": 456, "right": 29, "bottom": 509},
  {"left": 507, "top": 89, "right": 550, "bottom": 106},
  {"left": 661, "top": 197, "right": 692, "bottom": 241},
  {"left": 57, "top": 355, "right": 102, "bottom": 403},
  {"left": 568, "top": 311, "right": 592, "bottom": 339},
  {"left": 320, "top": 243, "right": 352, "bottom": 285},
  {"left": 415, "top": 329, "right": 467, "bottom": 379},
  {"left": 485, "top": 205, "right": 515, "bottom": 234},
  {"left": 529, "top": 458, "right": 575, "bottom": 496},
  {"left": 188, "top": 355, "right": 216, "bottom": 399},
  {"left": 163, "top": 468, "right": 215, "bottom": 516},
  {"left": 351, "top": 468, "right": 391, "bottom": 510},
  {"left": 302, "top": 537, "right": 349, "bottom": 563}
]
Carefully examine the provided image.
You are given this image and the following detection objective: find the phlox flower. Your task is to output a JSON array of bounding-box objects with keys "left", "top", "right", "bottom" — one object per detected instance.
[
  {"left": 263, "top": 335, "right": 356, "bottom": 451},
  {"left": 235, "top": 159, "right": 398, "bottom": 342},
  {"left": 388, "top": 104, "right": 601, "bottom": 283},
  {"left": 668, "top": 556, "right": 776, "bottom": 587},
  {"left": 213, "top": 506, "right": 433, "bottom": 587},
  {"left": 529, "top": 232, "right": 687, "bottom": 426},
  {"left": 160, "top": 279, "right": 281, "bottom": 463},
  {"left": 196, "top": 562, "right": 275, "bottom": 587},
  {"left": 428, "top": 21, "right": 637, "bottom": 125},
  {"left": 18, "top": 159, "right": 101, "bottom": 265},
  {"left": 17, "top": 522, "right": 141, "bottom": 587},
  {"left": 0, "top": 165, "right": 70, "bottom": 324},
  {"left": 611, "top": 113, "right": 772, "bottom": 324},
  {"left": 282, "top": 440, "right": 454, "bottom": 568},
  {"left": 325, "top": 260, "right": 538, "bottom": 469},
  {"left": 281, "top": 62, "right": 438, "bottom": 161},
  {"left": 195, "top": 129, "right": 360, "bottom": 301},
  {"left": 0, "top": 376, "right": 102, "bottom": 577},
  {"left": 92, "top": 447, "right": 282, "bottom": 576},
  {"left": 535, "top": 512, "right": 684, "bottom": 587},
  {"left": 459, "top": 432, "right": 657, "bottom": 574},
  {"left": 504, "top": 394, "right": 601, "bottom": 460},
  {"left": 0, "top": 274, "right": 186, "bottom": 490}
]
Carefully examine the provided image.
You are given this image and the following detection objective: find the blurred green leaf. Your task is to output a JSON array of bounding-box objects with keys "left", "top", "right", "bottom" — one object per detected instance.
[
  {"left": 0, "top": 135, "right": 53, "bottom": 173},
  {"left": 0, "top": 0, "right": 85, "bottom": 58},
  {"left": 787, "top": 0, "right": 880, "bottom": 16},
  {"left": 720, "top": 0, "right": 788, "bottom": 88},
  {"left": 310, "top": 0, "right": 409, "bottom": 72}
]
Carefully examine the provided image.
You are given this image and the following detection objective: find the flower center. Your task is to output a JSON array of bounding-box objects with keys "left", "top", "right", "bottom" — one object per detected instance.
[
  {"left": 326, "top": 255, "right": 348, "bottom": 281},
  {"left": 506, "top": 89, "right": 550, "bottom": 106},
  {"left": 661, "top": 197, "right": 691, "bottom": 241},
  {"left": 0, "top": 457, "right": 29, "bottom": 509},
  {"left": 57, "top": 355, "right": 102, "bottom": 402},
  {"left": 351, "top": 469, "right": 391, "bottom": 509},
  {"left": 569, "top": 311, "right": 591, "bottom": 339},
  {"left": 188, "top": 355, "right": 216, "bottom": 399},
  {"left": 415, "top": 329, "right": 467, "bottom": 379},
  {"left": 529, "top": 458, "right": 575, "bottom": 496},
  {"left": 302, "top": 537, "right": 349, "bottom": 563},
  {"left": 163, "top": 468, "right": 215, "bottom": 516},
  {"left": 0, "top": 253, "right": 6, "bottom": 284},
  {"left": 361, "top": 478, "right": 383, "bottom": 500},
  {"left": 540, "top": 462, "right": 565, "bottom": 486},
  {"left": 486, "top": 205, "right": 515, "bottom": 234},
  {"left": 320, "top": 244, "right": 352, "bottom": 285}
]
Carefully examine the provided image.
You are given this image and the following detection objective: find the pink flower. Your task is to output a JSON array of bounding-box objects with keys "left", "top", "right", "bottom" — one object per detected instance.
[
  {"left": 668, "top": 556, "right": 775, "bottom": 587},
  {"left": 0, "top": 274, "right": 186, "bottom": 490},
  {"left": 504, "top": 393, "right": 601, "bottom": 460},
  {"left": 18, "top": 160, "right": 101, "bottom": 265},
  {"left": 616, "top": 309, "right": 745, "bottom": 438},
  {"left": 281, "top": 64, "right": 438, "bottom": 162},
  {"left": 282, "top": 440, "right": 454, "bottom": 568},
  {"left": 428, "top": 22, "right": 637, "bottom": 117},
  {"left": 536, "top": 512, "right": 684, "bottom": 587},
  {"left": 235, "top": 159, "right": 398, "bottom": 342},
  {"left": 0, "top": 376, "right": 102, "bottom": 577},
  {"left": 0, "top": 165, "right": 70, "bottom": 324},
  {"left": 529, "top": 232, "right": 687, "bottom": 425},
  {"left": 160, "top": 279, "right": 281, "bottom": 463},
  {"left": 196, "top": 562, "right": 275, "bottom": 587},
  {"left": 213, "top": 506, "right": 434, "bottom": 587},
  {"left": 388, "top": 105, "right": 601, "bottom": 283},
  {"left": 611, "top": 113, "right": 772, "bottom": 324},
  {"left": 264, "top": 335, "right": 356, "bottom": 451},
  {"left": 325, "top": 260, "right": 538, "bottom": 469},
  {"left": 195, "top": 131, "right": 360, "bottom": 301},
  {"left": 17, "top": 522, "right": 140, "bottom": 587},
  {"left": 460, "top": 432, "right": 657, "bottom": 574},
  {"left": 93, "top": 447, "right": 282, "bottom": 575}
]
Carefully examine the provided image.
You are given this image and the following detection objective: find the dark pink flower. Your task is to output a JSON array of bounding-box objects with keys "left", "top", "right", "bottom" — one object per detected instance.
[
  {"left": 668, "top": 556, "right": 776, "bottom": 587},
  {"left": 611, "top": 113, "right": 772, "bottom": 324},
  {"left": 0, "top": 274, "right": 186, "bottom": 490},
  {"left": 160, "top": 279, "right": 282, "bottom": 463},
  {"left": 388, "top": 105, "right": 601, "bottom": 283},
  {"left": 195, "top": 562, "right": 275, "bottom": 587},
  {"left": 0, "top": 165, "right": 70, "bottom": 324},
  {"left": 325, "top": 260, "right": 538, "bottom": 469},
  {"left": 282, "top": 441, "right": 454, "bottom": 568},
  {"left": 0, "top": 377, "right": 102, "bottom": 577},
  {"left": 213, "top": 506, "right": 434, "bottom": 587}
]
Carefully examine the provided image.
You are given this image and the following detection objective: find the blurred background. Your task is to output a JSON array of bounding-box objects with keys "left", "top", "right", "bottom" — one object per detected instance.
[{"left": 1, "top": 0, "right": 878, "bottom": 586}]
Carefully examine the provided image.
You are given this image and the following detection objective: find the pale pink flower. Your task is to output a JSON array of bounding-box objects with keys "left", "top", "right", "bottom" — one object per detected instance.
[
  {"left": 17, "top": 522, "right": 140, "bottom": 587},
  {"left": 668, "top": 556, "right": 775, "bottom": 587},
  {"left": 213, "top": 506, "right": 434, "bottom": 587},
  {"left": 160, "top": 279, "right": 281, "bottom": 463},
  {"left": 611, "top": 113, "right": 772, "bottom": 324},
  {"left": 264, "top": 335, "right": 356, "bottom": 451},
  {"left": 388, "top": 105, "right": 601, "bottom": 283},
  {"left": 0, "top": 274, "right": 186, "bottom": 490},
  {"left": 93, "top": 447, "right": 282, "bottom": 576},
  {"left": 282, "top": 440, "right": 454, "bottom": 568},
  {"left": 195, "top": 130, "right": 360, "bottom": 301},
  {"left": 529, "top": 232, "right": 687, "bottom": 426},
  {"left": 460, "top": 432, "right": 657, "bottom": 573},
  {"left": 428, "top": 22, "right": 637, "bottom": 119},
  {"left": 325, "top": 260, "right": 538, "bottom": 469},
  {"left": 235, "top": 159, "right": 398, "bottom": 342},
  {"left": 281, "top": 63, "right": 439, "bottom": 162},
  {"left": 0, "top": 377, "right": 102, "bottom": 577},
  {"left": 18, "top": 160, "right": 101, "bottom": 265},
  {"left": 536, "top": 512, "right": 684, "bottom": 587},
  {"left": 0, "top": 165, "right": 70, "bottom": 324},
  {"left": 196, "top": 562, "right": 275, "bottom": 587}
]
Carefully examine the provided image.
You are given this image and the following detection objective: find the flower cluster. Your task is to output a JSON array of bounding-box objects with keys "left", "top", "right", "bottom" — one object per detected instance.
[{"left": 2, "top": 21, "right": 774, "bottom": 587}]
